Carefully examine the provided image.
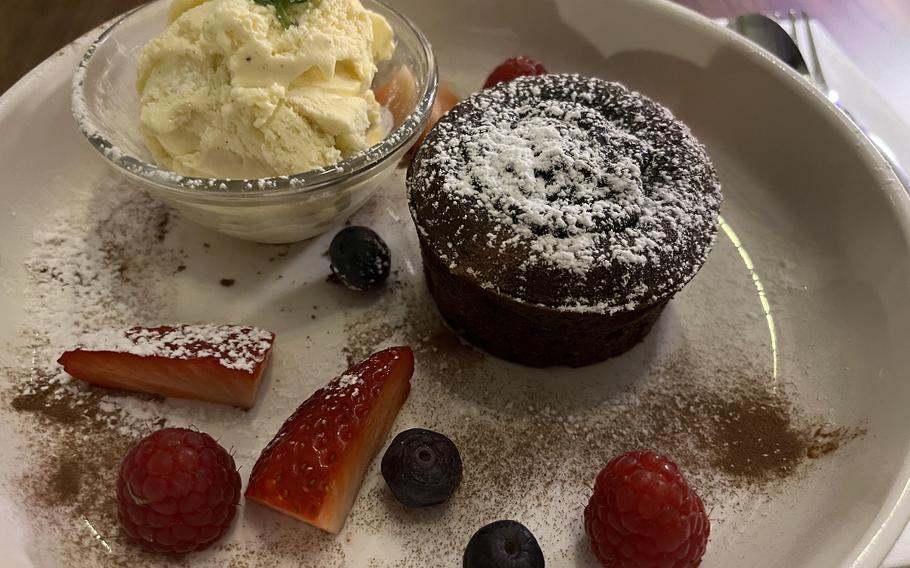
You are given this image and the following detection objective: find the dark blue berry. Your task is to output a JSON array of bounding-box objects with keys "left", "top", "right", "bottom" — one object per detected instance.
[
  {"left": 329, "top": 226, "right": 391, "bottom": 291},
  {"left": 381, "top": 428, "right": 462, "bottom": 507},
  {"left": 463, "top": 520, "right": 545, "bottom": 568}
]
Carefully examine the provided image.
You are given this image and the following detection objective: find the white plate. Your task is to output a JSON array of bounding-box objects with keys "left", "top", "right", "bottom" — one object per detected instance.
[{"left": 1, "top": 0, "right": 909, "bottom": 566}]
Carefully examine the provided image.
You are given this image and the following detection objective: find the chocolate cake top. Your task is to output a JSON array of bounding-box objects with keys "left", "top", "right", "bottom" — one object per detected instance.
[{"left": 407, "top": 74, "right": 722, "bottom": 314}]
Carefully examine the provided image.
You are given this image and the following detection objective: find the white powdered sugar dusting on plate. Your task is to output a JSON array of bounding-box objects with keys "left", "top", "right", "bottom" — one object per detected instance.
[
  {"left": 13, "top": 183, "right": 242, "bottom": 433},
  {"left": 24, "top": 185, "right": 179, "bottom": 381}
]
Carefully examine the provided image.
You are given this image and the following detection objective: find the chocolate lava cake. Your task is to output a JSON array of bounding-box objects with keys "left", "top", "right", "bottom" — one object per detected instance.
[{"left": 406, "top": 74, "right": 722, "bottom": 367}]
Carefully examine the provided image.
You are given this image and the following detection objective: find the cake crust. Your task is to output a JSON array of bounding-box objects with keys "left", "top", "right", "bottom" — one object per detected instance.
[{"left": 407, "top": 74, "right": 722, "bottom": 366}]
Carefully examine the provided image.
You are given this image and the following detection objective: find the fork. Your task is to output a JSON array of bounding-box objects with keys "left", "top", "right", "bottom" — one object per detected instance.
[{"left": 784, "top": 10, "right": 910, "bottom": 189}]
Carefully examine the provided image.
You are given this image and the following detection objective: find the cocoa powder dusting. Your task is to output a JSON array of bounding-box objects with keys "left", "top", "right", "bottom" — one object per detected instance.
[
  {"left": 2, "top": 271, "right": 866, "bottom": 568},
  {"left": 3, "top": 367, "right": 147, "bottom": 564},
  {"left": 808, "top": 426, "right": 865, "bottom": 459},
  {"left": 337, "top": 279, "right": 865, "bottom": 566},
  {"left": 11, "top": 384, "right": 90, "bottom": 427},
  {"left": 702, "top": 394, "right": 806, "bottom": 480},
  {"left": 47, "top": 458, "right": 83, "bottom": 507},
  {"left": 637, "top": 358, "right": 811, "bottom": 485},
  {"left": 0, "top": 182, "right": 868, "bottom": 566},
  {"left": 0, "top": 187, "right": 205, "bottom": 566}
]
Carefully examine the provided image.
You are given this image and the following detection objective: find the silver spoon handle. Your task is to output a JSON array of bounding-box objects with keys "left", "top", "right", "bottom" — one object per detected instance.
[{"left": 798, "top": 11, "right": 908, "bottom": 192}]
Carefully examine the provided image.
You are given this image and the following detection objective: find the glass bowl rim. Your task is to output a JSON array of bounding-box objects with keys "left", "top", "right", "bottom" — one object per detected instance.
[{"left": 71, "top": 0, "right": 438, "bottom": 202}]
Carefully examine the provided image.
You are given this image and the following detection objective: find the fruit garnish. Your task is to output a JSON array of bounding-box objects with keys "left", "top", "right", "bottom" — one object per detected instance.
[
  {"left": 57, "top": 324, "right": 275, "bottom": 409},
  {"left": 374, "top": 69, "right": 461, "bottom": 158},
  {"left": 483, "top": 56, "right": 548, "bottom": 89},
  {"left": 245, "top": 346, "right": 414, "bottom": 533},
  {"left": 411, "top": 83, "right": 461, "bottom": 155},
  {"left": 375, "top": 67, "right": 419, "bottom": 128},
  {"left": 584, "top": 451, "right": 710, "bottom": 568},
  {"left": 463, "top": 520, "right": 545, "bottom": 568},
  {"left": 381, "top": 428, "right": 462, "bottom": 507},
  {"left": 118, "top": 428, "right": 241, "bottom": 554},
  {"left": 329, "top": 226, "right": 391, "bottom": 291}
]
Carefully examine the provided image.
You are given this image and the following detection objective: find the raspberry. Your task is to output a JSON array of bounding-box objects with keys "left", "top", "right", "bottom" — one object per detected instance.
[
  {"left": 584, "top": 451, "right": 709, "bottom": 568},
  {"left": 483, "top": 56, "right": 548, "bottom": 89},
  {"left": 117, "top": 428, "right": 241, "bottom": 554}
]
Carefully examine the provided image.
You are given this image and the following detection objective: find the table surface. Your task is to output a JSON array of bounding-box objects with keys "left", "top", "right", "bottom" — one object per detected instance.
[{"left": 1, "top": 0, "right": 909, "bottom": 109}]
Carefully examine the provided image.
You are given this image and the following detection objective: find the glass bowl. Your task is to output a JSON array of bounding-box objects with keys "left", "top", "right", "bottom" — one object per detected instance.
[{"left": 72, "top": 0, "right": 437, "bottom": 243}]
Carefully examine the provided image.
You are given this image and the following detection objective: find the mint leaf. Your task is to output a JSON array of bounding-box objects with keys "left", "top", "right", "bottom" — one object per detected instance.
[{"left": 253, "top": 0, "right": 309, "bottom": 29}]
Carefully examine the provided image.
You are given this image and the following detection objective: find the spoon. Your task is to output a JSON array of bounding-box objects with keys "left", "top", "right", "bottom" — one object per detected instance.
[
  {"left": 730, "top": 14, "right": 810, "bottom": 77},
  {"left": 729, "top": 13, "right": 910, "bottom": 191}
]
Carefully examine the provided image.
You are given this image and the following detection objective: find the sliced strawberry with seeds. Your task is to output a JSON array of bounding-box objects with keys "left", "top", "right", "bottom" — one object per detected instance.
[
  {"left": 410, "top": 82, "right": 461, "bottom": 156},
  {"left": 375, "top": 67, "right": 419, "bottom": 128},
  {"left": 374, "top": 68, "right": 462, "bottom": 161},
  {"left": 57, "top": 324, "right": 275, "bottom": 409},
  {"left": 244, "top": 346, "right": 413, "bottom": 533}
]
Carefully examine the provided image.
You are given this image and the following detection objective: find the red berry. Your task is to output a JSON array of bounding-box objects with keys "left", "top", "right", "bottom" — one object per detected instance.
[
  {"left": 483, "top": 56, "right": 548, "bottom": 89},
  {"left": 58, "top": 324, "right": 276, "bottom": 408},
  {"left": 584, "top": 451, "right": 710, "bottom": 568},
  {"left": 245, "top": 347, "right": 413, "bottom": 534},
  {"left": 117, "top": 428, "right": 241, "bottom": 554}
]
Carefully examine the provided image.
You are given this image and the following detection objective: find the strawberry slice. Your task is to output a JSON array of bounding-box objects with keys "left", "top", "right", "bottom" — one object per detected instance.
[
  {"left": 57, "top": 324, "right": 275, "bottom": 409},
  {"left": 374, "top": 68, "right": 461, "bottom": 159},
  {"left": 411, "top": 82, "right": 461, "bottom": 155},
  {"left": 244, "top": 346, "right": 413, "bottom": 534},
  {"left": 375, "top": 67, "right": 419, "bottom": 128}
]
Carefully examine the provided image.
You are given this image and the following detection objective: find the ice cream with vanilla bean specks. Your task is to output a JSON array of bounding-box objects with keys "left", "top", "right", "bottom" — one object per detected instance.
[{"left": 137, "top": 0, "right": 394, "bottom": 179}]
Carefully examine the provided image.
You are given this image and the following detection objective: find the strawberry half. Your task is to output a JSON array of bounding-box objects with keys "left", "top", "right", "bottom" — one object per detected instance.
[
  {"left": 244, "top": 346, "right": 413, "bottom": 534},
  {"left": 57, "top": 324, "right": 275, "bottom": 409}
]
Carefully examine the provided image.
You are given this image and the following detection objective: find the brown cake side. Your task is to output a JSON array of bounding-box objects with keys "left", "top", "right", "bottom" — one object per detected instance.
[
  {"left": 420, "top": 241, "right": 667, "bottom": 367},
  {"left": 407, "top": 74, "right": 722, "bottom": 367}
]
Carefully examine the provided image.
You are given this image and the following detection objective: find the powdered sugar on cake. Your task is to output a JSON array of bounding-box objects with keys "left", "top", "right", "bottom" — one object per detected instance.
[
  {"left": 408, "top": 74, "right": 722, "bottom": 313},
  {"left": 443, "top": 100, "right": 649, "bottom": 274},
  {"left": 73, "top": 325, "right": 275, "bottom": 373}
]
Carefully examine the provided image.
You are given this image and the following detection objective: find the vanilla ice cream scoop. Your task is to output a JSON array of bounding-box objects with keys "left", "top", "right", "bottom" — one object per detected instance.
[{"left": 136, "top": 0, "right": 395, "bottom": 179}]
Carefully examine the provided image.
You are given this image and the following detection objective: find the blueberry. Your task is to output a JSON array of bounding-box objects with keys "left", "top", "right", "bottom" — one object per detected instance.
[
  {"left": 463, "top": 520, "right": 545, "bottom": 568},
  {"left": 329, "top": 226, "right": 391, "bottom": 291},
  {"left": 381, "top": 428, "right": 462, "bottom": 507}
]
